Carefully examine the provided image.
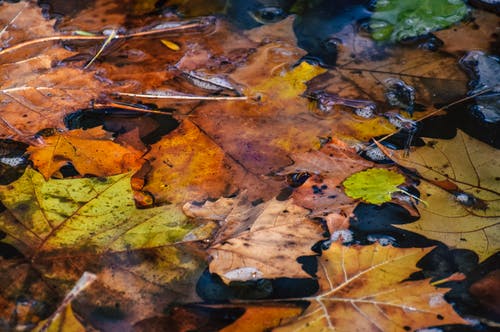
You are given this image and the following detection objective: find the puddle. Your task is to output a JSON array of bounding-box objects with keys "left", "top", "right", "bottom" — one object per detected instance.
[{"left": 0, "top": 0, "right": 499, "bottom": 331}]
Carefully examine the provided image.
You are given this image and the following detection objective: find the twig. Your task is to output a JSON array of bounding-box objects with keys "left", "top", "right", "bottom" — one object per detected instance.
[
  {"left": 0, "top": 18, "right": 215, "bottom": 56},
  {"left": 115, "top": 92, "right": 248, "bottom": 101},
  {"left": 38, "top": 272, "right": 97, "bottom": 332}
]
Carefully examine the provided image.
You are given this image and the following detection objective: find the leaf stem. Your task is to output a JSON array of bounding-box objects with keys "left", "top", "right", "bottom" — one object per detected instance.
[{"left": 397, "top": 188, "right": 428, "bottom": 207}]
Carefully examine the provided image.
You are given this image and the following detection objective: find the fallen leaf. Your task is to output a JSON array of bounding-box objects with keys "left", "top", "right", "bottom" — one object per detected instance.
[
  {"left": 280, "top": 137, "right": 373, "bottom": 237},
  {"left": 190, "top": 16, "right": 392, "bottom": 187},
  {"left": 220, "top": 304, "right": 303, "bottom": 332},
  {"left": 370, "top": 0, "right": 468, "bottom": 41},
  {"left": 33, "top": 304, "right": 86, "bottom": 332},
  {"left": 385, "top": 130, "right": 500, "bottom": 261},
  {"left": 434, "top": 9, "right": 499, "bottom": 55},
  {"left": 0, "top": 2, "right": 109, "bottom": 142},
  {"left": 0, "top": 168, "right": 205, "bottom": 328},
  {"left": 184, "top": 194, "right": 325, "bottom": 283},
  {"left": 343, "top": 168, "right": 405, "bottom": 205},
  {"left": 28, "top": 127, "right": 144, "bottom": 179},
  {"left": 275, "top": 243, "right": 468, "bottom": 331},
  {"left": 143, "top": 120, "right": 263, "bottom": 204},
  {"left": 469, "top": 269, "right": 500, "bottom": 315}
]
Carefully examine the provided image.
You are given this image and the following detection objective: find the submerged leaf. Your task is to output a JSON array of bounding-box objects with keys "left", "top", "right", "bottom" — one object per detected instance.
[
  {"left": 343, "top": 168, "right": 405, "bottom": 204},
  {"left": 370, "top": 0, "right": 468, "bottom": 41},
  {"left": 0, "top": 168, "right": 204, "bottom": 328}
]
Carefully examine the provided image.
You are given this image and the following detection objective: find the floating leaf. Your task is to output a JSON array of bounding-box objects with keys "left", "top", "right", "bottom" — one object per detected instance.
[
  {"left": 370, "top": 0, "right": 468, "bottom": 41},
  {"left": 275, "top": 243, "right": 468, "bottom": 331},
  {"left": 383, "top": 131, "right": 500, "bottom": 261},
  {"left": 0, "top": 2, "right": 109, "bottom": 142},
  {"left": 184, "top": 194, "right": 325, "bottom": 283},
  {"left": 28, "top": 127, "right": 144, "bottom": 179},
  {"left": 343, "top": 168, "right": 405, "bottom": 204}
]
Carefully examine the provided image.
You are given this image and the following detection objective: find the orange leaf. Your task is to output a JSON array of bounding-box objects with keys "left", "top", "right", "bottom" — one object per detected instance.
[
  {"left": 28, "top": 127, "right": 144, "bottom": 179},
  {"left": 276, "top": 243, "right": 468, "bottom": 331},
  {"left": 221, "top": 304, "right": 303, "bottom": 332}
]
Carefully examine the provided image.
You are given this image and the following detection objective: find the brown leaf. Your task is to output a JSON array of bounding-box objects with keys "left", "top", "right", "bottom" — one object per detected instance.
[
  {"left": 184, "top": 194, "right": 325, "bottom": 283},
  {"left": 469, "top": 269, "right": 500, "bottom": 315},
  {"left": 434, "top": 9, "right": 499, "bottom": 55},
  {"left": 275, "top": 243, "right": 468, "bottom": 331},
  {"left": 0, "top": 2, "right": 109, "bottom": 142}
]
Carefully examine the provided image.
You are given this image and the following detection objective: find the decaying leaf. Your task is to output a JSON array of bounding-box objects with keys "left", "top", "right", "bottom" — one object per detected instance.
[
  {"left": 275, "top": 243, "right": 468, "bottom": 331},
  {"left": 384, "top": 130, "right": 500, "bottom": 261},
  {"left": 343, "top": 168, "right": 406, "bottom": 205},
  {"left": 28, "top": 127, "right": 144, "bottom": 179},
  {"left": 184, "top": 194, "right": 325, "bottom": 283},
  {"left": 0, "top": 2, "right": 109, "bottom": 142},
  {"left": 280, "top": 137, "right": 373, "bottom": 238},
  {"left": 0, "top": 168, "right": 205, "bottom": 328}
]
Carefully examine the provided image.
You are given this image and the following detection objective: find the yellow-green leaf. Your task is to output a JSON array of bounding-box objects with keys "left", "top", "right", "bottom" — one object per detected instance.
[
  {"left": 0, "top": 168, "right": 194, "bottom": 256},
  {"left": 343, "top": 168, "right": 405, "bottom": 204}
]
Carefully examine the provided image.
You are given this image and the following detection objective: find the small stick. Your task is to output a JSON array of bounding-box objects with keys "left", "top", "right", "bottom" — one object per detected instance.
[
  {"left": 115, "top": 92, "right": 248, "bottom": 101},
  {"left": 38, "top": 272, "right": 97, "bottom": 332},
  {"left": 0, "top": 18, "right": 215, "bottom": 56},
  {"left": 84, "top": 30, "right": 117, "bottom": 69}
]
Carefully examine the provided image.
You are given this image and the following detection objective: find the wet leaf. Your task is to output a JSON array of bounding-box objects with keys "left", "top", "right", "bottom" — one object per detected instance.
[
  {"left": 384, "top": 130, "right": 500, "bottom": 260},
  {"left": 280, "top": 137, "right": 373, "bottom": 238},
  {"left": 343, "top": 168, "right": 405, "bottom": 205},
  {"left": 275, "top": 243, "right": 468, "bottom": 331},
  {"left": 143, "top": 120, "right": 246, "bottom": 204},
  {"left": 469, "top": 269, "right": 500, "bottom": 315},
  {"left": 220, "top": 304, "right": 303, "bottom": 332},
  {"left": 0, "top": 2, "right": 109, "bottom": 142},
  {"left": 28, "top": 127, "right": 144, "bottom": 179},
  {"left": 434, "top": 9, "right": 499, "bottom": 54},
  {"left": 33, "top": 304, "right": 86, "bottom": 332},
  {"left": 0, "top": 168, "right": 197, "bottom": 255},
  {"left": 370, "top": 0, "right": 468, "bottom": 41},
  {"left": 184, "top": 194, "right": 325, "bottom": 283},
  {"left": 0, "top": 168, "right": 205, "bottom": 328}
]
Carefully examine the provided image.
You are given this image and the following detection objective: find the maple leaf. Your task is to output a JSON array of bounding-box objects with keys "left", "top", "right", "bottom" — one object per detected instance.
[
  {"left": 275, "top": 243, "right": 468, "bottom": 331},
  {"left": 382, "top": 130, "right": 500, "bottom": 261},
  {"left": 27, "top": 127, "right": 144, "bottom": 179},
  {"left": 184, "top": 193, "right": 325, "bottom": 283},
  {"left": 219, "top": 304, "right": 303, "bottom": 332},
  {"left": 142, "top": 119, "right": 273, "bottom": 204},
  {"left": 0, "top": 168, "right": 206, "bottom": 329},
  {"left": 0, "top": 1, "right": 109, "bottom": 142}
]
